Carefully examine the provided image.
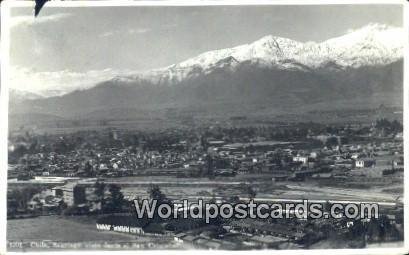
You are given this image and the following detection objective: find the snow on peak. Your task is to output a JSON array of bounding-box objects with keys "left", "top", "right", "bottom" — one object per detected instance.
[
  {"left": 117, "top": 23, "right": 404, "bottom": 84},
  {"left": 171, "top": 23, "right": 402, "bottom": 73},
  {"left": 321, "top": 23, "right": 403, "bottom": 67},
  {"left": 171, "top": 35, "right": 304, "bottom": 71}
]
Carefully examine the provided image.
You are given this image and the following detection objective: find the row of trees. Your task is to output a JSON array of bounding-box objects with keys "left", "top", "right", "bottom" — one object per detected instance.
[
  {"left": 346, "top": 215, "right": 403, "bottom": 243},
  {"left": 7, "top": 186, "right": 43, "bottom": 215},
  {"left": 92, "top": 181, "right": 126, "bottom": 214},
  {"left": 375, "top": 118, "right": 403, "bottom": 136}
]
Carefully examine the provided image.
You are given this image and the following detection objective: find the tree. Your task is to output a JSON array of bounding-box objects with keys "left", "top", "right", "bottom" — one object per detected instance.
[
  {"left": 246, "top": 186, "right": 257, "bottom": 201},
  {"left": 8, "top": 187, "right": 43, "bottom": 213},
  {"left": 209, "top": 193, "right": 217, "bottom": 204},
  {"left": 9, "top": 145, "right": 28, "bottom": 164},
  {"left": 205, "top": 154, "right": 214, "bottom": 179},
  {"left": 73, "top": 186, "right": 86, "bottom": 205},
  {"left": 148, "top": 185, "right": 172, "bottom": 222},
  {"left": 229, "top": 195, "right": 241, "bottom": 204},
  {"left": 105, "top": 184, "right": 124, "bottom": 212},
  {"left": 348, "top": 220, "right": 366, "bottom": 244},
  {"left": 375, "top": 118, "right": 403, "bottom": 136},
  {"left": 84, "top": 161, "right": 93, "bottom": 177},
  {"left": 148, "top": 184, "right": 170, "bottom": 205},
  {"left": 94, "top": 181, "right": 106, "bottom": 212}
]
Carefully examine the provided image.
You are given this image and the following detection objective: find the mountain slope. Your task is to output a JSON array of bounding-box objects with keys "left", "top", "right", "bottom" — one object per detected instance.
[
  {"left": 9, "top": 89, "right": 43, "bottom": 102},
  {"left": 10, "top": 23, "right": 404, "bottom": 120}
]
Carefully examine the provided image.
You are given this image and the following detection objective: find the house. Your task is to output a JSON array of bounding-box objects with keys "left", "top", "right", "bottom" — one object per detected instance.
[
  {"left": 174, "top": 232, "right": 186, "bottom": 243},
  {"left": 293, "top": 156, "right": 308, "bottom": 165},
  {"left": 51, "top": 182, "right": 87, "bottom": 206},
  {"left": 228, "top": 219, "right": 304, "bottom": 241},
  {"left": 386, "top": 214, "right": 396, "bottom": 224},
  {"left": 182, "top": 234, "right": 199, "bottom": 243},
  {"left": 96, "top": 215, "right": 148, "bottom": 235},
  {"left": 27, "top": 201, "right": 41, "bottom": 211},
  {"left": 355, "top": 158, "right": 376, "bottom": 168},
  {"left": 237, "top": 167, "right": 251, "bottom": 175}
]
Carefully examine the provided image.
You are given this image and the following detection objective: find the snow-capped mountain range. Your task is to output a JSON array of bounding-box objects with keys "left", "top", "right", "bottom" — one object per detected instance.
[
  {"left": 10, "top": 23, "right": 404, "bottom": 120},
  {"left": 113, "top": 23, "right": 403, "bottom": 85}
]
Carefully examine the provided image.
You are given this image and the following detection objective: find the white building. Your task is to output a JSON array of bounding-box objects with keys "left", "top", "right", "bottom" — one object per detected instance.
[
  {"left": 293, "top": 156, "right": 308, "bottom": 164},
  {"left": 355, "top": 158, "right": 376, "bottom": 168}
]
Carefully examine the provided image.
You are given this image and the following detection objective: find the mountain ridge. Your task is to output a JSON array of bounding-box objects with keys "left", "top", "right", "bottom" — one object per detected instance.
[
  {"left": 110, "top": 23, "right": 403, "bottom": 86},
  {"left": 9, "top": 23, "right": 404, "bottom": 122}
]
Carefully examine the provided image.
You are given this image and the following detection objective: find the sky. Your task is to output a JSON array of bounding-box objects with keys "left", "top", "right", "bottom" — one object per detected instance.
[{"left": 8, "top": 4, "right": 404, "bottom": 96}]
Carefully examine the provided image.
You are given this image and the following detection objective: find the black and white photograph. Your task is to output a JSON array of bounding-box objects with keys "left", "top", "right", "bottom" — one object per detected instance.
[{"left": 1, "top": 0, "right": 408, "bottom": 253}]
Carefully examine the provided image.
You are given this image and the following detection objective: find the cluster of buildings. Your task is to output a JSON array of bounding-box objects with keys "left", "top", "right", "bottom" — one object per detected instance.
[
  {"left": 93, "top": 214, "right": 309, "bottom": 249},
  {"left": 91, "top": 203, "right": 403, "bottom": 250},
  {"left": 7, "top": 121, "right": 404, "bottom": 248},
  {"left": 8, "top": 132, "right": 403, "bottom": 182}
]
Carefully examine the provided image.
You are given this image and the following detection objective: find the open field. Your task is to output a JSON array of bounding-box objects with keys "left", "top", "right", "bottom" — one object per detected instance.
[
  {"left": 7, "top": 215, "right": 185, "bottom": 251},
  {"left": 7, "top": 216, "right": 138, "bottom": 242}
]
